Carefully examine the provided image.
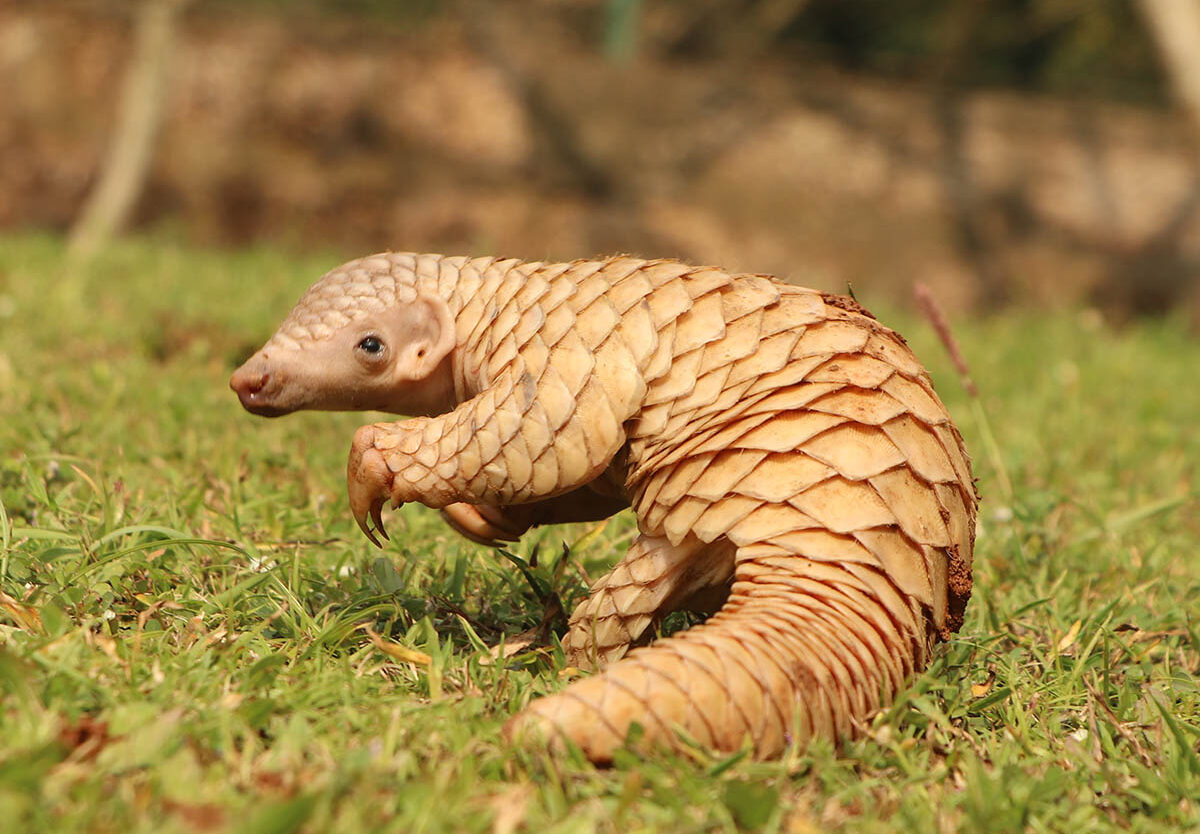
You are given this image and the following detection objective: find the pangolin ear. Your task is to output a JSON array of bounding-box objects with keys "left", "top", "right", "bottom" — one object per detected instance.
[{"left": 394, "top": 293, "right": 456, "bottom": 382}]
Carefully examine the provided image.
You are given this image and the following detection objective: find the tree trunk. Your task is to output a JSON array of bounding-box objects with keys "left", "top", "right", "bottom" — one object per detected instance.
[
  {"left": 68, "top": 0, "right": 190, "bottom": 260},
  {"left": 1138, "top": 0, "right": 1200, "bottom": 144},
  {"left": 1134, "top": 0, "right": 1200, "bottom": 331}
]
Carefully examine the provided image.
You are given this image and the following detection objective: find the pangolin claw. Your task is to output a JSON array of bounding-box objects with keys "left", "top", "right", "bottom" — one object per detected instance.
[
  {"left": 348, "top": 425, "right": 398, "bottom": 549},
  {"left": 439, "top": 502, "right": 529, "bottom": 547},
  {"left": 371, "top": 500, "right": 391, "bottom": 544}
]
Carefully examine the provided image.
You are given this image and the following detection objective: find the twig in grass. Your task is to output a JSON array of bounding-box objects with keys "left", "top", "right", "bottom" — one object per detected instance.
[
  {"left": 429, "top": 593, "right": 504, "bottom": 644},
  {"left": 252, "top": 537, "right": 343, "bottom": 551},
  {"left": 1082, "top": 675, "right": 1155, "bottom": 767},
  {"left": 913, "top": 282, "right": 1013, "bottom": 503},
  {"left": 496, "top": 549, "right": 550, "bottom": 601}
]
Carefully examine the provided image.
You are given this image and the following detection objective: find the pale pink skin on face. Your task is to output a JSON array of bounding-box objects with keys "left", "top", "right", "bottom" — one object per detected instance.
[{"left": 230, "top": 293, "right": 458, "bottom": 419}]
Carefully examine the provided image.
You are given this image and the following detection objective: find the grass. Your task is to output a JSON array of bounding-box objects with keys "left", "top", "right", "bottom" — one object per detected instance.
[{"left": 0, "top": 233, "right": 1197, "bottom": 833}]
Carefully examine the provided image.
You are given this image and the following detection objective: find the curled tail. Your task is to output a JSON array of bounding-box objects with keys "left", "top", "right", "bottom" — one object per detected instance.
[{"left": 508, "top": 528, "right": 935, "bottom": 762}]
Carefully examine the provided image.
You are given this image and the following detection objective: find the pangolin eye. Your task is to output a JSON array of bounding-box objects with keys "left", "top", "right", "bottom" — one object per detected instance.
[{"left": 357, "top": 336, "right": 384, "bottom": 355}]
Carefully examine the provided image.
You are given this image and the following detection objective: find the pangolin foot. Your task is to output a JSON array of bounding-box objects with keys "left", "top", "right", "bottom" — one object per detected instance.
[
  {"left": 439, "top": 503, "right": 530, "bottom": 547},
  {"left": 348, "top": 425, "right": 397, "bottom": 548}
]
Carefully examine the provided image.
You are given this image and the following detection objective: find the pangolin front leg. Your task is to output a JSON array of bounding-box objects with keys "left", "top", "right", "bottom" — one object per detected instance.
[{"left": 346, "top": 359, "right": 633, "bottom": 544}]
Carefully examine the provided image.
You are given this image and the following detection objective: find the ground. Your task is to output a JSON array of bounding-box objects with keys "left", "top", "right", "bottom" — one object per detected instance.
[{"left": 0, "top": 234, "right": 1197, "bottom": 833}]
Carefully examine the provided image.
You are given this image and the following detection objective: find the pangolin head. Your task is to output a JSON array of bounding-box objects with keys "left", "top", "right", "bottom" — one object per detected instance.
[{"left": 230, "top": 253, "right": 457, "bottom": 418}]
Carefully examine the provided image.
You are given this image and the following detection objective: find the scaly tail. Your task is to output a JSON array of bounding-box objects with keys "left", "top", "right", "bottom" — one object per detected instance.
[{"left": 507, "top": 524, "right": 932, "bottom": 762}]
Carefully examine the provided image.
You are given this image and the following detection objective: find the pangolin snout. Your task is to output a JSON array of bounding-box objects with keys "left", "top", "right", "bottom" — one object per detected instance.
[{"left": 230, "top": 358, "right": 292, "bottom": 417}]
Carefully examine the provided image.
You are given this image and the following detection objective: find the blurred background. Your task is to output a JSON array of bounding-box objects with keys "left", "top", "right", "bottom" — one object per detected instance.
[{"left": 4, "top": 0, "right": 1200, "bottom": 321}]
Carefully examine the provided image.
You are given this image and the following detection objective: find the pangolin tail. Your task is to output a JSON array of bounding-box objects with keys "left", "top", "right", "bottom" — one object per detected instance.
[{"left": 507, "top": 525, "right": 934, "bottom": 763}]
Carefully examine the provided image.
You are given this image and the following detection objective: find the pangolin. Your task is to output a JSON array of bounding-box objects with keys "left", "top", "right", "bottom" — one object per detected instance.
[{"left": 230, "top": 252, "right": 976, "bottom": 763}]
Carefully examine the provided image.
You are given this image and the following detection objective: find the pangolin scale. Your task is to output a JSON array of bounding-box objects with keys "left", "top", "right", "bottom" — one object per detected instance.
[{"left": 230, "top": 252, "right": 976, "bottom": 763}]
